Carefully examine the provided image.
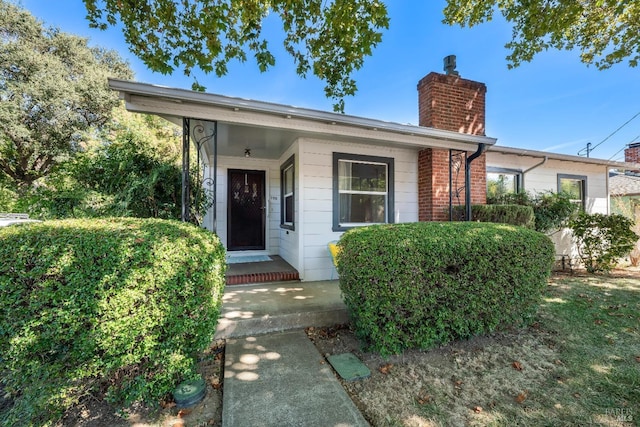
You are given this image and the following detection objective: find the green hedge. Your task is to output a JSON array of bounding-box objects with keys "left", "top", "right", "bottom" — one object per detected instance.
[
  {"left": 0, "top": 218, "right": 226, "bottom": 426},
  {"left": 453, "top": 204, "right": 535, "bottom": 228},
  {"left": 337, "top": 222, "right": 554, "bottom": 355}
]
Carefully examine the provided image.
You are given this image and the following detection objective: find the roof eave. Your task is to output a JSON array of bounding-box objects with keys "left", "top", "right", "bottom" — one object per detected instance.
[
  {"left": 488, "top": 145, "right": 639, "bottom": 169},
  {"left": 108, "top": 78, "right": 497, "bottom": 148}
]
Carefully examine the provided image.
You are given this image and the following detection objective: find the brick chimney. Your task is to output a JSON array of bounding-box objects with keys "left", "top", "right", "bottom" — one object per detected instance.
[
  {"left": 624, "top": 143, "right": 640, "bottom": 174},
  {"left": 417, "top": 57, "right": 487, "bottom": 221},
  {"left": 625, "top": 143, "right": 640, "bottom": 163}
]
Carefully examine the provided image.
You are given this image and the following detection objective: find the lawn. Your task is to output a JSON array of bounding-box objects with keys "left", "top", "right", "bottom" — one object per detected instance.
[{"left": 308, "top": 271, "right": 640, "bottom": 426}]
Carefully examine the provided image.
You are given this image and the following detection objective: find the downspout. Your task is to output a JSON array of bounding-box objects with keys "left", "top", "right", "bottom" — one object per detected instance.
[
  {"left": 522, "top": 156, "right": 548, "bottom": 188},
  {"left": 465, "top": 143, "right": 486, "bottom": 221}
]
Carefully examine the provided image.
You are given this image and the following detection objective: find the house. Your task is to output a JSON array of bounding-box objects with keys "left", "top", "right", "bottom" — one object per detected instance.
[
  {"left": 610, "top": 143, "right": 640, "bottom": 217},
  {"left": 109, "top": 60, "right": 636, "bottom": 282},
  {"left": 608, "top": 144, "right": 640, "bottom": 265}
]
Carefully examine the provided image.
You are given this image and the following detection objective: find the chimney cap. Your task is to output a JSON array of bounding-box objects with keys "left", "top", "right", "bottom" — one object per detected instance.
[
  {"left": 628, "top": 142, "right": 640, "bottom": 149},
  {"left": 444, "top": 55, "right": 459, "bottom": 76}
]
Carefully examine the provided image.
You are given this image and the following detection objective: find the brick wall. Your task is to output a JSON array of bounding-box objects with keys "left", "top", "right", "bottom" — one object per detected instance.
[
  {"left": 470, "top": 154, "right": 487, "bottom": 205},
  {"left": 418, "top": 148, "right": 450, "bottom": 221},
  {"left": 416, "top": 71, "right": 487, "bottom": 221},
  {"left": 418, "top": 148, "right": 487, "bottom": 221}
]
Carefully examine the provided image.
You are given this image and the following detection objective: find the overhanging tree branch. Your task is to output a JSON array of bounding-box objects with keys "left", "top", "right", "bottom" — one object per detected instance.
[{"left": 83, "top": 0, "right": 389, "bottom": 112}]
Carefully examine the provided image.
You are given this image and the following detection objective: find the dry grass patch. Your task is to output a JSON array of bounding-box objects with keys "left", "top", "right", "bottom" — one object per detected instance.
[{"left": 307, "top": 271, "right": 640, "bottom": 426}]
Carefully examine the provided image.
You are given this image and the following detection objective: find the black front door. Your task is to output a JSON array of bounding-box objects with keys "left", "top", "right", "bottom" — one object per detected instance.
[{"left": 227, "top": 169, "right": 266, "bottom": 251}]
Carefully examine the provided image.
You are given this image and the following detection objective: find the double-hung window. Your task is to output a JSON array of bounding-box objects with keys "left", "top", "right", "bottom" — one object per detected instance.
[
  {"left": 558, "top": 174, "right": 587, "bottom": 210},
  {"left": 280, "top": 155, "right": 295, "bottom": 229},
  {"left": 333, "top": 152, "right": 394, "bottom": 231}
]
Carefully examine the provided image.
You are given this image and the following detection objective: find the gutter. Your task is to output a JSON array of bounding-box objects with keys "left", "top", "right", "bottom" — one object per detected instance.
[{"left": 488, "top": 145, "right": 633, "bottom": 169}]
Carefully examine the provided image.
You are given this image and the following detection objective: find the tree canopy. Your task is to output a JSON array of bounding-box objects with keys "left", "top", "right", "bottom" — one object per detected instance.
[
  {"left": 83, "top": 0, "right": 389, "bottom": 112},
  {"left": 83, "top": 1, "right": 637, "bottom": 111},
  {"left": 0, "top": 0, "right": 132, "bottom": 190},
  {"left": 443, "top": 0, "right": 640, "bottom": 70}
]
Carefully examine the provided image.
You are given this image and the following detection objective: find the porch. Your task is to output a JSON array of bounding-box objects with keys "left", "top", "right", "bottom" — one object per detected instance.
[{"left": 110, "top": 79, "right": 497, "bottom": 284}]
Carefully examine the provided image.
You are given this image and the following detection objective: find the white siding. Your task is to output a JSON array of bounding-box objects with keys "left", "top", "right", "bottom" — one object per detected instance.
[
  {"left": 277, "top": 142, "right": 301, "bottom": 273},
  {"left": 486, "top": 152, "right": 609, "bottom": 213},
  {"left": 486, "top": 151, "right": 611, "bottom": 257},
  {"left": 299, "top": 138, "right": 419, "bottom": 281}
]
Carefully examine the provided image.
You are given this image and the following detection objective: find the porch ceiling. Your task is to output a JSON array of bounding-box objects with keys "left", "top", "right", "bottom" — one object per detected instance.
[{"left": 161, "top": 115, "right": 298, "bottom": 159}]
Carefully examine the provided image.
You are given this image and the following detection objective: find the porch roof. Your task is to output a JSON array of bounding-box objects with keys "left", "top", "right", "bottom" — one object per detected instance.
[{"left": 109, "top": 79, "right": 496, "bottom": 159}]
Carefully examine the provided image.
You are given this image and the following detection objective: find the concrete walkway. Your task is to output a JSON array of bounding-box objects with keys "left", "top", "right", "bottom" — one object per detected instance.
[
  {"left": 214, "top": 281, "right": 350, "bottom": 339},
  {"left": 222, "top": 330, "right": 369, "bottom": 427},
  {"left": 216, "top": 281, "right": 368, "bottom": 426}
]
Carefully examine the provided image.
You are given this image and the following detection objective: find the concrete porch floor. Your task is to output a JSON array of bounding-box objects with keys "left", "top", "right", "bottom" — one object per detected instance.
[{"left": 214, "top": 280, "right": 349, "bottom": 339}]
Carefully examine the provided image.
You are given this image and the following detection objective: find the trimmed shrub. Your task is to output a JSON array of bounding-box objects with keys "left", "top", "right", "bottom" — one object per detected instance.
[
  {"left": 0, "top": 218, "right": 226, "bottom": 426},
  {"left": 337, "top": 222, "right": 554, "bottom": 355},
  {"left": 453, "top": 204, "right": 535, "bottom": 228},
  {"left": 488, "top": 191, "right": 578, "bottom": 233}
]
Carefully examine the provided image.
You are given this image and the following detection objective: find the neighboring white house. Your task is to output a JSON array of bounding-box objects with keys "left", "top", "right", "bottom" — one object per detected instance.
[
  {"left": 485, "top": 146, "right": 631, "bottom": 258},
  {"left": 110, "top": 64, "right": 636, "bottom": 282},
  {"left": 610, "top": 143, "right": 640, "bottom": 216}
]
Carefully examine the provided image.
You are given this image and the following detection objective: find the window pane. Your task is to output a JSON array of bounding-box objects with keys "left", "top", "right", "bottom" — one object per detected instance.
[
  {"left": 338, "top": 161, "right": 352, "bottom": 190},
  {"left": 284, "top": 165, "right": 293, "bottom": 194},
  {"left": 339, "top": 194, "right": 385, "bottom": 223},
  {"left": 339, "top": 160, "right": 386, "bottom": 192},
  {"left": 284, "top": 195, "right": 293, "bottom": 223},
  {"left": 560, "top": 178, "right": 582, "bottom": 200},
  {"left": 487, "top": 172, "right": 517, "bottom": 198}
]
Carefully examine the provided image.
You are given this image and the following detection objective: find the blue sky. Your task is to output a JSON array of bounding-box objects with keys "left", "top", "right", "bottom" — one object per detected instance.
[{"left": 21, "top": 0, "right": 640, "bottom": 162}]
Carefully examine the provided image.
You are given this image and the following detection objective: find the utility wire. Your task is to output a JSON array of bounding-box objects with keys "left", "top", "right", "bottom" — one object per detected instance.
[
  {"left": 586, "top": 111, "right": 640, "bottom": 155},
  {"left": 608, "top": 132, "right": 640, "bottom": 161}
]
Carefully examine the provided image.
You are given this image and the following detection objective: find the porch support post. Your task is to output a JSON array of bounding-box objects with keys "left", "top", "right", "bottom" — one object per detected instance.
[
  {"left": 181, "top": 117, "right": 191, "bottom": 222},
  {"left": 212, "top": 121, "right": 218, "bottom": 233}
]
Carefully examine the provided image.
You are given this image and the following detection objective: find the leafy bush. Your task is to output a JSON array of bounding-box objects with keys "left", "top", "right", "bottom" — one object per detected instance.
[
  {"left": 0, "top": 184, "right": 17, "bottom": 212},
  {"left": 337, "top": 222, "right": 554, "bottom": 355},
  {"left": 453, "top": 204, "right": 535, "bottom": 228},
  {"left": 0, "top": 104, "right": 209, "bottom": 224},
  {"left": 0, "top": 136, "right": 209, "bottom": 224},
  {"left": 568, "top": 213, "right": 639, "bottom": 273},
  {"left": 73, "top": 137, "right": 185, "bottom": 219},
  {"left": 0, "top": 218, "right": 226, "bottom": 426},
  {"left": 532, "top": 191, "right": 579, "bottom": 233}
]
